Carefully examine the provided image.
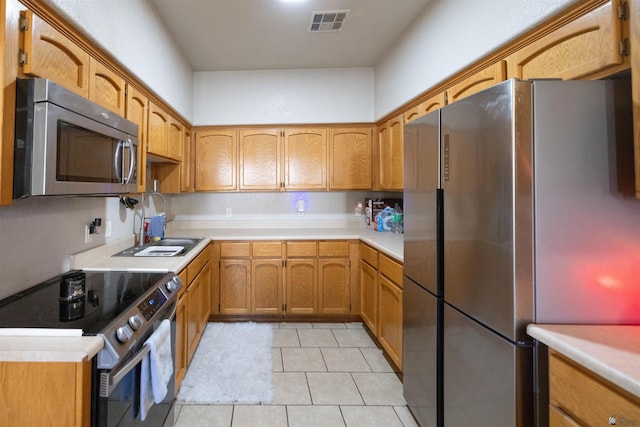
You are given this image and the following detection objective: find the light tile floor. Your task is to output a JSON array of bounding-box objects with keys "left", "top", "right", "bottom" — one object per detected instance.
[{"left": 174, "top": 322, "right": 418, "bottom": 427}]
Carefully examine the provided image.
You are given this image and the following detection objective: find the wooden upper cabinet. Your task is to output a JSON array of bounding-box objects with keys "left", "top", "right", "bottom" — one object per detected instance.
[
  {"left": 329, "top": 127, "right": 373, "bottom": 190},
  {"left": 195, "top": 129, "right": 238, "bottom": 191},
  {"left": 283, "top": 128, "right": 327, "bottom": 190},
  {"left": 377, "top": 115, "right": 404, "bottom": 191},
  {"left": 446, "top": 61, "right": 507, "bottom": 104},
  {"left": 181, "top": 127, "right": 193, "bottom": 192},
  {"left": 404, "top": 92, "right": 446, "bottom": 124},
  {"left": 20, "top": 10, "right": 90, "bottom": 97},
  {"left": 506, "top": 1, "right": 626, "bottom": 80},
  {"left": 239, "top": 128, "right": 281, "bottom": 190},
  {"left": 125, "top": 85, "right": 148, "bottom": 193},
  {"left": 148, "top": 101, "right": 169, "bottom": 159},
  {"left": 88, "top": 58, "right": 125, "bottom": 116},
  {"left": 168, "top": 117, "right": 183, "bottom": 161}
]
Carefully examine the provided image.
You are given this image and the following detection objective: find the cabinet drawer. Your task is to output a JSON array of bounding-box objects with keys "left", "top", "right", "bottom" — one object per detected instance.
[
  {"left": 286, "top": 241, "right": 317, "bottom": 257},
  {"left": 359, "top": 243, "right": 378, "bottom": 268},
  {"left": 318, "top": 241, "right": 349, "bottom": 257},
  {"left": 187, "top": 245, "right": 211, "bottom": 283},
  {"left": 548, "top": 405, "right": 581, "bottom": 427},
  {"left": 379, "top": 254, "right": 403, "bottom": 287},
  {"left": 252, "top": 242, "right": 282, "bottom": 257},
  {"left": 220, "top": 242, "right": 251, "bottom": 258},
  {"left": 549, "top": 350, "right": 640, "bottom": 426}
]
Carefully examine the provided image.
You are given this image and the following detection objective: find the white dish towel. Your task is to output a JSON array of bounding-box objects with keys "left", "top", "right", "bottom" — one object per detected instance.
[{"left": 140, "top": 319, "right": 173, "bottom": 421}]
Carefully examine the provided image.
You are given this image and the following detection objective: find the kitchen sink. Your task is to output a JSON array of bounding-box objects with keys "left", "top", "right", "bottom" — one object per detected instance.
[{"left": 113, "top": 237, "right": 204, "bottom": 257}]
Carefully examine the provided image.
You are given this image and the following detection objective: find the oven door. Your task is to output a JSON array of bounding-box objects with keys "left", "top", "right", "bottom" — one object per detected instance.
[{"left": 93, "top": 304, "right": 176, "bottom": 427}]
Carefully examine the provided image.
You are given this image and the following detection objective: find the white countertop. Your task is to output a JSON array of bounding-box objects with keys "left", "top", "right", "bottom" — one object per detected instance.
[
  {"left": 527, "top": 324, "right": 640, "bottom": 398},
  {"left": 2, "top": 224, "right": 402, "bottom": 362},
  {"left": 76, "top": 225, "right": 403, "bottom": 272},
  {"left": 0, "top": 336, "right": 103, "bottom": 362}
]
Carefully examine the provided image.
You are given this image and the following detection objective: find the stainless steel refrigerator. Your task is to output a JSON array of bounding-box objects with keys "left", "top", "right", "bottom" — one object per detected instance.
[{"left": 403, "top": 78, "right": 640, "bottom": 427}]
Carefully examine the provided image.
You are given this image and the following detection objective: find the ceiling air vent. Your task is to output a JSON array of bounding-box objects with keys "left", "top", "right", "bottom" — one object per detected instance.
[{"left": 308, "top": 10, "right": 350, "bottom": 33}]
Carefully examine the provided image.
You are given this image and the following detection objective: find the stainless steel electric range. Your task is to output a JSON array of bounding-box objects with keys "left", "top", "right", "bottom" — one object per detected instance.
[{"left": 0, "top": 269, "right": 183, "bottom": 427}]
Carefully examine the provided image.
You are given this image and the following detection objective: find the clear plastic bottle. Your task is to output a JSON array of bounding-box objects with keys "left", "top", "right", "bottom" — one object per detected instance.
[{"left": 391, "top": 203, "right": 403, "bottom": 234}]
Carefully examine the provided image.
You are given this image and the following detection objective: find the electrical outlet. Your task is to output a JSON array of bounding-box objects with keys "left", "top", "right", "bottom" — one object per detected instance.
[
  {"left": 105, "top": 221, "right": 112, "bottom": 238},
  {"left": 225, "top": 207, "right": 232, "bottom": 217},
  {"left": 84, "top": 225, "right": 93, "bottom": 244}
]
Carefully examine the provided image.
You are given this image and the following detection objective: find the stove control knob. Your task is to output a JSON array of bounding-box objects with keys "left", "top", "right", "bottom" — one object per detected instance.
[
  {"left": 166, "top": 276, "right": 182, "bottom": 293},
  {"left": 116, "top": 325, "right": 134, "bottom": 343},
  {"left": 128, "top": 314, "right": 143, "bottom": 330}
]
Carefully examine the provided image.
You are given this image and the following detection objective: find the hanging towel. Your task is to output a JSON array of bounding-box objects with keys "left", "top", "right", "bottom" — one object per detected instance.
[
  {"left": 148, "top": 214, "right": 165, "bottom": 240},
  {"left": 139, "top": 319, "right": 173, "bottom": 421}
]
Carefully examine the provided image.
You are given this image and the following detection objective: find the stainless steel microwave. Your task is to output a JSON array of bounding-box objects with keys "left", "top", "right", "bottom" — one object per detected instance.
[{"left": 13, "top": 78, "right": 138, "bottom": 198}]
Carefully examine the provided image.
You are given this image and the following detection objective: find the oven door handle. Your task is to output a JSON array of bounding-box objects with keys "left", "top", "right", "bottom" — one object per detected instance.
[{"left": 100, "top": 345, "right": 150, "bottom": 397}]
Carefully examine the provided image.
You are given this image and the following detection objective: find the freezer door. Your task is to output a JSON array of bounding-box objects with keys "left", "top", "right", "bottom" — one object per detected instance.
[
  {"left": 404, "top": 110, "right": 441, "bottom": 296},
  {"left": 403, "top": 277, "right": 442, "bottom": 427},
  {"left": 441, "top": 79, "right": 533, "bottom": 342},
  {"left": 443, "top": 304, "right": 533, "bottom": 427}
]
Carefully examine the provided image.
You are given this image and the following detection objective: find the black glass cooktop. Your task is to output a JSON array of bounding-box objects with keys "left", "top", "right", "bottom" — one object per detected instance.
[{"left": 0, "top": 270, "right": 169, "bottom": 333}]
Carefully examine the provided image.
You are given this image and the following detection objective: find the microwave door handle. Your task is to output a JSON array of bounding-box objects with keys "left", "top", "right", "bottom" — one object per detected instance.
[
  {"left": 124, "top": 138, "right": 135, "bottom": 184},
  {"left": 114, "top": 140, "right": 124, "bottom": 183}
]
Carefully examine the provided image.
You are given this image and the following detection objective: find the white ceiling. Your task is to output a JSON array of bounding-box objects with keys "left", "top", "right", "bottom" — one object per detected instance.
[{"left": 149, "top": 0, "right": 433, "bottom": 71}]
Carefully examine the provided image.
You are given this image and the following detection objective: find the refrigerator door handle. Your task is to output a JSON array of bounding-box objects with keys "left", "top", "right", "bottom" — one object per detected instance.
[{"left": 443, "top": 134, "right": 450, "bottom": 182}]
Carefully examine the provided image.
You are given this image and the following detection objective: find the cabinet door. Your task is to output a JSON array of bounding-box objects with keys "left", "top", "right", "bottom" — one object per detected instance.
[
  {"left": 286, "top": 259, "right": 318, "bottom": 314},
  {"left": 359, "top": 260, "right": 378, "bottom": 332},
  {"left": 283, "top": 128, "right": 327, "bottom": 190},
  {"left": 88, "top": 57, "right": 125, "bottom": 116},
  {"left": 506, "top": 1, "right": 625, "bottom": 80},
  {"left": 175, "top": 294, "right": 188, "bottom": 391},
  {"left": 377, "top": 115, "right": 404, "bottom": 190},
  {"left": 446, "top": 61, "right": 506, "bottom": 104},
  {"left": 180, "top": 127, "right": 193, "bottom": 192},
  {"left": 329, "top": 127, "right": 373, "bottom": 190},
  {"left": 239, "top": 129, "right": 281, "bottom": 190},
  {"left": 219, "top": 259, "right": 251, "bottom": 314},
  {"left": 252, "top": 259, "right": 283, "bottom": 314},
  {"left": 125, "top": 85, "right": 148, "bottom": 193},
  {"left": 195, "top": 129, "right": 238, "bottom": 191},
  {"left": 404, "top": 92, "right": 446, "bottom": 124},
  {"left": 148, "top": 101, "right": 169, "bottom": 158},
  {"left": 199, "top": 261, "right": 211, "bottom": 327},
  {"left": 186, "top": 277, "right": 201, "bottom": 365},
  {"left": 378, "top": 274, "right": 403, "bottom": 370},
  {"left": 168, "top": 117, "right": 183, "bottom": 161},
  {"left": 318, "top": 259, "right": 350, "bottom": 314},
  {"left": 0, "top": 360, "right": 91, "bottom": 427},
  {"left": 20, "top": 10, "right": 90, "bottom": 97},
  {"left": 549, "top": 349, "right": 640, "bottom": 426}
]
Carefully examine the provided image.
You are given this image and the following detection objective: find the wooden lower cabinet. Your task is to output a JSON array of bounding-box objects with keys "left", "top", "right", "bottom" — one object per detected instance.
[
  {"left": 219, "top": 259, "right": 251, "bottom": 314},
  {"left": 286, "top": 258, "right": 318, "bottom": 314},
  {"left": 377, "top": 274, "right": 403, "bottom": 370},
  {"left": 0, "top": 360, "right": 91, "bottom": 426},
  {"left": 358, "top": 243, "right": 404, "bottom": 371},
  {"left": 548, "top": 349, "right": 640, "bottom": 426},
  {"left": 252, "top": 259, "right": 283, "bottom": 314},
  {"left": 318, "top": 258, "right": 350, "bottom": 314},
  {"left": 175, "top": 243, "right": 213, "bottom": 391},
  {"left": 175, "top": 292, "right": 188, "bottom": 389},
  {"left": 359, "top": 259, "right": 378, "bottom": 332},
  {"left": 216, "top": 240, "right": 355, "bottom": 316}
]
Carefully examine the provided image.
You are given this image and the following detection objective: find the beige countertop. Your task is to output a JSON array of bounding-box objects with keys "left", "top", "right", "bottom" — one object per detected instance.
[
  {"left": 0, "top": 336, "right": 103, "bottom": 362},
  {"left": 76, "top": 225, "right": 403, "bottom": 272},
  {"left": 1, "top": 224, "right": 402, "bottom": 362},
  {"left": 527, "top": 324, "right": 640, "bottom": 398}
]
